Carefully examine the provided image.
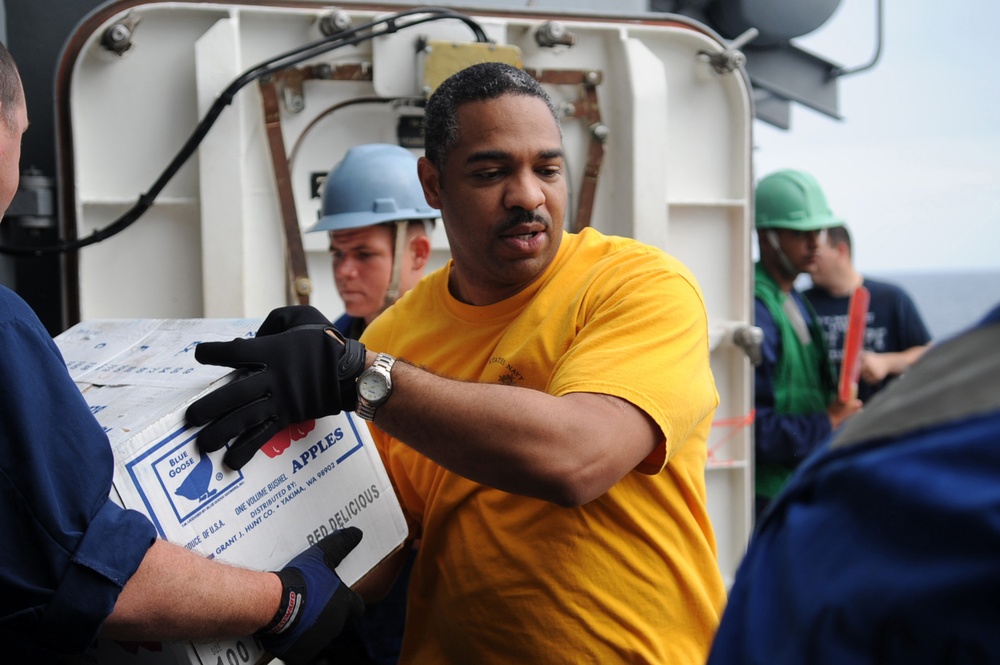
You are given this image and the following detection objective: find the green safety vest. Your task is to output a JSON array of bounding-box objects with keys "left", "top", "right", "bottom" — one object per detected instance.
[{"left": 754, "top": 262, "right": 835, "bottom": 498}]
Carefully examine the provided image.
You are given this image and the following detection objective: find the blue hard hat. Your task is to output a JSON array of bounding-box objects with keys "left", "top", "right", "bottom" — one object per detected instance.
[{"left": 308, "top": 143, "right": 438, "bottom": 233}]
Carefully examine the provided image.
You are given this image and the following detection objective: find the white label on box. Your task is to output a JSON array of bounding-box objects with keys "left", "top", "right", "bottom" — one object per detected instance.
[{"left": 109, "top": 410, "right": 401, "bottom": 585}]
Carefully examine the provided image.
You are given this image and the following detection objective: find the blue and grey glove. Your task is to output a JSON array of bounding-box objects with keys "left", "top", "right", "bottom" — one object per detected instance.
[
  {"left": 186, "top": 305, "right": 366, "bottom": 470},
  {"left": 257, "top": 526, "right": 365, "bottom": 664}
]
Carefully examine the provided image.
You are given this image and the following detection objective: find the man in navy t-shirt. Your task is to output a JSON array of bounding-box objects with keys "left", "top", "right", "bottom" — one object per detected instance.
[{"left": 805, "top": 225, "right": 931, "bottom": 402}]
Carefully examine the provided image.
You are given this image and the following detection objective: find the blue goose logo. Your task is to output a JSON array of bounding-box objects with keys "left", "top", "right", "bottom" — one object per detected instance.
[
  {"left": 124, "top": 426, "right": 242, "bottom": 531},
  {"left": 174, "top": 454, "right": 218, "bottom": 502}
]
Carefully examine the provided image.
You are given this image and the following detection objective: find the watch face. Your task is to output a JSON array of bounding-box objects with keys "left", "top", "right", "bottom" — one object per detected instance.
[{"left": 358, "top": 372, "right": 387, "bottom": 402}]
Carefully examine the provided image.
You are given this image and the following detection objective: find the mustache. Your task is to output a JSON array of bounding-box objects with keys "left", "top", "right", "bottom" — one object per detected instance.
[{"left": 498, "top": 209, "right": 550, "bottom": 233}]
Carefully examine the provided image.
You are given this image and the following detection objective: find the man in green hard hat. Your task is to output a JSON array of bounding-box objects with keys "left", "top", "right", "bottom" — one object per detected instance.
[{"left": 752, "top": 169, "right": 863, "bottom": 517}]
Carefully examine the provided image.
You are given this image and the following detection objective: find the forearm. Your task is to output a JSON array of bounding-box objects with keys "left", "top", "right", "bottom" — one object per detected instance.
[
  {"left": 882, "top": 345, "right": 930, "bottom": 374},
  {"left": 102, "top": 539, "right": 280, "bottom": 641},
  {"left": 861, "top": 345, "right": 930, "bottom": 383},
  {"left": 370, "top": 355, "right": 659, "bottom": 506}
]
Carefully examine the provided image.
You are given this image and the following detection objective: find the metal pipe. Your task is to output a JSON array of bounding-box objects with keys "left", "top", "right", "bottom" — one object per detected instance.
[{"left": 830, "top": 0, "right": 883, "bottom": 78}]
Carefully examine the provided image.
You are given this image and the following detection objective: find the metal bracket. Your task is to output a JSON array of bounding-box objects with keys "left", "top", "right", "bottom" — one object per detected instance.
[
  {"left": 535, "top": 21, "right": 577, "bottom": 48},
  {"left": 732, "top": 325, "right": 765, "bottom": 367},
  {"left": 101, "top": 11, "right": 142, "bottom": 56},
  {"left": 699, "top": 27, "right": 757, "bottom": 74},
  {"left": 281, "top": 68, "right": 307, "bottom": 114}
]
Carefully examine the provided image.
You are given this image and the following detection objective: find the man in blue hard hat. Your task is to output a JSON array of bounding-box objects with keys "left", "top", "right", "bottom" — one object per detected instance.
[
  {"left": 752, "top": 169, "right": 862, "bottom": 518},
  {"left": 310, "top": 143, "right": 438, "bottom": 341},
  {"left": 308, "top": 143, "right": 434, "bottom": 665}
]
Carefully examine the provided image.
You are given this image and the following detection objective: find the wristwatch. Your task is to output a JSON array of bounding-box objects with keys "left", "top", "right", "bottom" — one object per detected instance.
[{"left": 356, "top": 353, "right": 396, "bottom": 421}]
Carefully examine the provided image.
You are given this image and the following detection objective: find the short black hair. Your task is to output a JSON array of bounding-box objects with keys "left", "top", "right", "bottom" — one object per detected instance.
[
  {"left": 422, "top": 61, "right": 561, "bottom": 170},
  {"left": 0, "top": 41, "right": 24, "bottom": 135}
]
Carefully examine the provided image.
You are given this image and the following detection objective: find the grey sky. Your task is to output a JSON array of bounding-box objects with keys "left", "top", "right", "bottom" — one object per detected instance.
[{"left": 753, "top": 0, "right": 1000, "bottom": 273}]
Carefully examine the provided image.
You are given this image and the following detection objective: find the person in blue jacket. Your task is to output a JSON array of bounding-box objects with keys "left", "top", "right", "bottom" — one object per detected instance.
[
  {"left": 752, "top": 169, "right": 863, "bottom": 517},
  {"left": 0, "top": 41, "right": 362, "bottom": 663},
  {"left": 708, "top": 300, "right": 1000, "bottom": 664}
]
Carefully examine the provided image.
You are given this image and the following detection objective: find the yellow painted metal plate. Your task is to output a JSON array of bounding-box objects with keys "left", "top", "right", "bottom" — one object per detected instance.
[{"left": 422, "top": 41, "right": 523, "bottom": 96}]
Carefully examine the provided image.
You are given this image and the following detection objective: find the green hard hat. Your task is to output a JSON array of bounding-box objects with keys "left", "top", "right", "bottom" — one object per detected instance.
[{"left": 755, "top": 169, "right": 842, "bottom": 231}]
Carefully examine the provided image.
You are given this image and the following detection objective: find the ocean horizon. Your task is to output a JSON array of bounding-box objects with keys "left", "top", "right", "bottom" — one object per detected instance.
[
  {"left": 870, "top": 269, "right": 1000, "bottom": 342},
  {"left": 796, "top": 268, "right": 999, "bottom": 342}
]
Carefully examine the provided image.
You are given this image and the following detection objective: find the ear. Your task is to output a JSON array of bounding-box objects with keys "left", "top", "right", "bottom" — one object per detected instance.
[
  {"left": 409, "top": 232, "right": 432, "bottom": 271},
  {"left": 417, "top": 156, "right": 442, "bottom": 210}
]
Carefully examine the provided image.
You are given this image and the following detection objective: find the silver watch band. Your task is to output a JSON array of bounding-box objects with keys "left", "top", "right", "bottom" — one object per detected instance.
[
  {"left": 356, "top": 400, "right": 378, "bottom": 421},
  {"left": 356, "top": 353, "right": 395, "bottom": 421}
]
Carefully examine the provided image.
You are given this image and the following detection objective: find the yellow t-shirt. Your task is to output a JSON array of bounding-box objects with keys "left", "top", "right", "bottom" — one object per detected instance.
[{"left": 362, "top": 228, "right": 725, "bottom": 664}]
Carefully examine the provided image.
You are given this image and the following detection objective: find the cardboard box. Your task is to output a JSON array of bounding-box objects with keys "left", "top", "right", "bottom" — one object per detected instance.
[{"left": 56, "top": 318, "right": 408, "bottom": 665}]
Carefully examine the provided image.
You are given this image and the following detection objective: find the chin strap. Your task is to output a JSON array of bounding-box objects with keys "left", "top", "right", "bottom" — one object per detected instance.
[
  {"left": 766, "top": 230, "right": 799, "bottom": 280},
  {"left": 383, "top": 220, "right": 409, "bottom": 309}
]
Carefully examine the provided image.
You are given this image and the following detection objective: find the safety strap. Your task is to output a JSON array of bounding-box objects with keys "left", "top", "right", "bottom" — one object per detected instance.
[
  {"left": 779, "top": 294, "right": 812, "bottom": 347},
  {"left": 259, "top": 77, "right": 311, "bottom": 305},
  {"left": 383, "top": 220, "right": 408, "bottom": 309}
]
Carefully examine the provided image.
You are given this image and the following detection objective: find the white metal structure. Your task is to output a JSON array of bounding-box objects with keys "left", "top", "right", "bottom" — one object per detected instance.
[{"left": 60, "top": 1, "right": 755, "bottom": 586}]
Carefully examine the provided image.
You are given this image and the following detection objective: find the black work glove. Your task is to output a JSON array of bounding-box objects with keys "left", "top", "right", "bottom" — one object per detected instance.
[
  {"left": 257, "top": 526, "right": 365, "bottom": 664},
  {"left": 254, "top": 304, "right": 336, "bottom": 337},
  {"left": 186, "top": 306, "right": 366, "bottom": 470}
]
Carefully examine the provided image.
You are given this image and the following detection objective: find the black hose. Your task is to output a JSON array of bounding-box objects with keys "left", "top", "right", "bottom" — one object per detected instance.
[{"left": 0, "top": 7, "right": 486, "bottom": 257}]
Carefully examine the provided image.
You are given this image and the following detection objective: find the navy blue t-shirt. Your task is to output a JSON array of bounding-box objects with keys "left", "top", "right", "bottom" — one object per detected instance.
[{"left": 805, "top": 277, "right": 931, "bottom": 402}]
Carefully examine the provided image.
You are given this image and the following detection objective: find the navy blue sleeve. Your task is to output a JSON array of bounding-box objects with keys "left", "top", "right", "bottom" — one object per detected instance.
[
  {"left": 0, "top": 288, "right": 155, "bottom": 656},
  {"left": 753, "top": 298, "right": 833, "bottom": 467},
  {"left": 981, "top": 302, "right": 1000, "bottom": 325},
  {"left": 709, "top": 310, "right": 1000, "bottom": 665},
  {"left": 892, "top": 287, "right": 932, "bottom": 348},
  {"left": 334, "top": 312, "right": 354, "bottom": 335},
  {"left": 863, "top": 279, "right": 931, "bottom": 354}
]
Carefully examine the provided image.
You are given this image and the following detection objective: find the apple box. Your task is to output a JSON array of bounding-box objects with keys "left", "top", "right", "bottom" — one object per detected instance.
[{"left": 55, "top": 318, "right": 408, "bottom": 665}]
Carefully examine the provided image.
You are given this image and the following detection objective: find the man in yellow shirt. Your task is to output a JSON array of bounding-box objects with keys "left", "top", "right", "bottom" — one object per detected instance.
[{"left": 189, "top": 61, "right": 726, "bottom": 664}]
